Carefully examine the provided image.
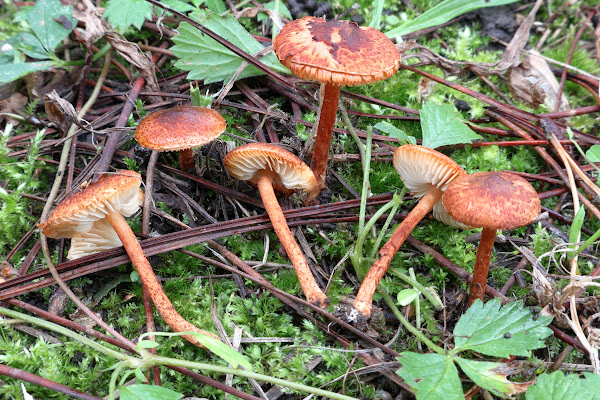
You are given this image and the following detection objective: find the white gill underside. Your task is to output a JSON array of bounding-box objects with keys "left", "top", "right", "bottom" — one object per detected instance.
[
  {"left": 393, "top": 152, "right": 463, "bottom": 198},
  {"left": 229, "top": 155, "right": 311, "bottom": 190},
  {"left": 68, "top": 218, "right": 123, "bottom": 260}
]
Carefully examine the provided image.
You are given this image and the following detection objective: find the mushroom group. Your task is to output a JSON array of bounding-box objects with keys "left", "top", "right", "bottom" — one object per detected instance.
[
  {"left": 273, "top": 16, "right": 401, "bottom": 193},
  {"left": 224, "top": 143, "right": 329, "bottom": 308},
  {"left": 39, "top": 171, "right": 218, "bottom": 347},
  {"left": 442, "top": 171, "right": 540, "bottom": 306}
]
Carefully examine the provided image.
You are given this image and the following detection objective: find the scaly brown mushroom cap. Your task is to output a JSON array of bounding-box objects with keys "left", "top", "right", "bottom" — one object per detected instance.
[
  {"left": 273, "top": 16, "right": 401, "bottom": 87},
  {"left": 393, "top": 145, "right": 469, "bottom": 228},
  {"left": 442, "top": 171, "right": 541, "bottom": 230},
  {"left": 224, "top": 143, "right": 318, "bottom": 197},
  {"left": 135, "top": 106, "right": 226, "bottom": 152},
  {"left": 39, "top": 170, "right": 143, "bottom": 239}
]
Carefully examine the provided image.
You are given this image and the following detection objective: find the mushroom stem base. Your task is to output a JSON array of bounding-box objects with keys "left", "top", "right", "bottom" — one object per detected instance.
[
  {"left": 353, "top": 186, "right": 443, "bottom": 317},
  {"left": 467, "top": 227, "right": 495, "bottom": 307},
  {"left": 105, "top": 210, "right": 219, "bottom": 347},
  {"left": 257, "top": 170, "right": 330, "bottom": 308}
]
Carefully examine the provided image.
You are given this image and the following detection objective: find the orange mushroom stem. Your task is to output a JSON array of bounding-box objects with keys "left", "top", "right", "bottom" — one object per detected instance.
[
  {"left": 256, "top": 170, "right": 329, "bottom": 307},
  {"left": 311, "top": 84, "right": 341, "bottom": 190},
  {"left": 468, "top": 227, "right": 496, "bottom": 306}
]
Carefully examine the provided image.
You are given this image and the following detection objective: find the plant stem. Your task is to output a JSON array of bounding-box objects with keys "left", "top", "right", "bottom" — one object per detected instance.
[
  {"left": 358, "top": 126, "right": 373, "bottom": 235},
  {"left": 387, "top": 268, "right": 443, "bottom": 311}
]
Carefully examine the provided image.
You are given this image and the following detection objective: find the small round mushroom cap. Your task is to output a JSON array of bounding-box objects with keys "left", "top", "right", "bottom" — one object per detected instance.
[
  {"left": 224, "top": 143, "right": 317, "bottom": 197},
  {"left": 39, "top": 170, "right": 144, "bottom": 239},
  {"left": 273, "top": 16, "right": 400, "bottom": 87},
  {"left": 393, "top": 145, "right": 469, "bottom": 229},
  {"left": 135, "top": 106, "right": 226, "bottom": 152},
  {"left": 442, "top": 171, "right": 541, "bottom": 230}
]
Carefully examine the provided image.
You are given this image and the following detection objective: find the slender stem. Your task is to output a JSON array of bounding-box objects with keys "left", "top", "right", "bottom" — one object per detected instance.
[
  {"left": 358, "top": 127, "right": 373, "bottom": 235},
  {"left": 104, "top": 210, "right": 220, "bottom": 346},
  {"left": 311, "top": 83, "right": 341, "bottom": 190},
  {"left": 467, "top": 227, "right": 496, "bottom": 306},
  {"left": 388, "top": 268, "right": 443, "bottom": 310},
  {"left": 354, "top": 186, "right": 443, "bottom": 316},
  {"left": 256, "top": 170, "right": 329, "bottom": 308},
  {"left": 340, "top": 103, "right": 366, "bottom": 173}
]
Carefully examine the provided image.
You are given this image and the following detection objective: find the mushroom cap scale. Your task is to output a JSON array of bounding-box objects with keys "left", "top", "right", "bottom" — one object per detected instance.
[
  {"left": 39, "top": 171, "right": 144, "bottom": 239},
  {"left": 442, "top": 171, "right": 541, "bottom": 230},
  {"left": 273, "top": 16, "right": 400, "bottom": 87},
  {"left": 135, "top": 106, "right": 226, "bottom": 152},
  {"left": 224, "top": 143, "right": 317, "bottom": 197}
]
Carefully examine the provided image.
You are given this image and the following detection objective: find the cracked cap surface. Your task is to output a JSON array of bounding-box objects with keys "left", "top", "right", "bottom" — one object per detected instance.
[
  {"left": 224, "top": 143, "right": 317, "bottom": 197},
  {"left": 39, "top": 170, "right": 144, "bottom": 239},
  {"left": 442, "top": 171, "right": 541, "bottom": 230},
  {"left": 273, "top": 16, "right": 401, "bottom": 87},
  {"left": 135, "top": 106, "right": 226, "bottom": 151}
]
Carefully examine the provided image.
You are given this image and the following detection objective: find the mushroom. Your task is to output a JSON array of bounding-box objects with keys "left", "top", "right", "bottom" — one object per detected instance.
[
  {"left": 273, "top": 16, "right": 401, "bottom": 192},
  {"left": 442, "top": 171, "right": 540, "bottom": 306},
  {"left": 224, "top": 143, "right": 329, "bottom": 308},
  {"left": 353, "top": 145, "right": 468, "bottom": 318},
  {"left": 135, "top": 105, "right": 226, "bottom": 173},
  {"left": 38, "top": 170, "right": 218, "bottom": 347}
]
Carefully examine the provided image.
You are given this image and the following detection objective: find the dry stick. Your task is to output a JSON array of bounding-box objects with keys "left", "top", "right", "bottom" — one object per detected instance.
[{"left": 487, "top": 110, "right": 600, "bottom": 221}]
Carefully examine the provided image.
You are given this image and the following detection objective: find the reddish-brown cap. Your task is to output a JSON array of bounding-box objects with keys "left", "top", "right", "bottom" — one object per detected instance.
[
  {"left": 442, "top": 171, "right": 541, "bottom": 230},
  {"left": 224, "top": 143, "right": 317, "bottom": 197},
  {"left": 39, "top": 170, "right": 144, "bottom": 239},
  {"left": 393, "top": 145, "right": 468, "bottom": 228},
  {"left": 273, "top": 16, "right": 400, "bottom": 87},
  {"left": 135, "top": 106, "right": 226, "bottom": 151}
]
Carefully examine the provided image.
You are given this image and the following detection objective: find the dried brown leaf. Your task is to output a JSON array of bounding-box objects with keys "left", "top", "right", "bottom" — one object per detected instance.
[{"left": 0, "top": 92, "right": 28, "bottom": 126}]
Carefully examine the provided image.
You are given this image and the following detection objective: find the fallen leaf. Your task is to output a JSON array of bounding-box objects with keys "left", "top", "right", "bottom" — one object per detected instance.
[{"left": 0, "top": 92, "right": 28, "bottom": 126}]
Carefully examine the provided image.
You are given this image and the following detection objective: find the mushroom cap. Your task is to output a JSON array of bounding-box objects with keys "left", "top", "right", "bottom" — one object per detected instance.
[
  {"left": 442, "top": 171, "right": 541, "bottom": 230},
  {"left": 39, "top": 170, "right": 144, "bottom": 239},
  {"left": 273, "top": 16, "right": 401, "bottom": 87},
  {"left": 135, "top": 106, "right": 226, "bottom": 152},
  {"left": 224, "top": 143, "right": 317, "bottom": 197},
  {"left": 68, "top": 219, "right": 123, "bottom": 260},
  {"left": 393, "top": 145, "right": 469, "bottom": 229}
]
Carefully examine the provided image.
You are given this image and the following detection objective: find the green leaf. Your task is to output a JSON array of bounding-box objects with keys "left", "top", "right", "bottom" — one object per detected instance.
[
  {"left": 385, "top": 0, "right": 521, "bottom": 38},
  {"left": 397, "top": 352, "right": 464, "bottom": 400},
  {"left": 188, "top": 332, "right": 253, "bottom": 371},
  {"left": 374, "top": 121, "right": 416, "bottom": 145},
  {"left": 453, "top": 299, "right": 552, "bottom": 358},
  {"left": 120, "top": 384, "right": 182, "bottom": 400},
  {"left": 10, "top": 33, "right": 52, "bottom": 60},
  {"left": 586, "top": 145, "right": 600, "bottom": 162},
  {"left": 103, "top": 0, "right": 153, "bottom": 31},
  {"left": 420, "top": 102, "right": 482, "bottom": 149},
  {"left": 136, "top": 340, "right": 159, "bottom": 349},
  {"left": 204, "top": 0, "right": 227, "bottom": 14},
  {"left": 397, "top": 288, "right": 419, "bottom": 306},
  {"left": 25, "top": 0, "right": 75, "bottom": 54},
  {"left": 257, "top": 1, "right": 292, "bottom": 22},
  {"left": 0, "top": 62, "right": 54, "bottom": 85},
  {"left": 455, "top": 358, "right": 529, "bottom": 398},
  {"left": 171, "top": 10, "right": 289, "bottom": 84},
  {"left": 526, "top": 371, "right": 582, "bottom": 400},
  {"left": 568, "top": 206, "right": 585, "bottom": 258},
  {"left": 581, "top": 372, "right": 600, "bottom": 399}
]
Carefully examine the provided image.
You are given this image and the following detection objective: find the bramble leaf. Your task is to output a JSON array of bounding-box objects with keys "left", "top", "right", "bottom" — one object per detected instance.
[
  {"left": 120, "top": 384, "right": 182, "bottom": 400},
  {"left": 586, "top": 145, "right": 600, "bottom": 162},
  {"left": 374, "top": 121, "right": 416, "bottom": 145},
  {"left": 455, "top": 358, "right": 531, "bottom": 398},
  {"left": 103, "top": 0, "right": 153, "bottom": 31},
  {"left": 525, "top": 371, "right": 593, "bottom": 400},
  {"left": 24, "top": 0, "right": 76, "bottom": 54},
  {"left": 171, "top": 10, "right": 288, "bottom": 84},
  {"left": 453, "top": 299, "right": 552, "bottom": 358},
  {"left": 397, "top": 352, "right": 463, "bottom": 400},
  {"left": 420, "top": 102, "right": 482, "bottom": 149}
]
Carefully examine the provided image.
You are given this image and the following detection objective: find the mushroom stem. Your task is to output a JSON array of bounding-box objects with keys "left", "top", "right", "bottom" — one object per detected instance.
[
  {"left": 104, "top": 209, "right": 219, "bottom": 347},
  {"left": 467, "top": 227, "right": 496, "bottom": 307},
  {"left": 353, "top": 186, "right": 443, "bottom": 316},
  {"left": 311, "top": 83, "right": 341, "bottom": 190},
  {"left": 256, "top": 170, "right": 330, "bottom": 308},
  {"left": 179, "top": 148, "right": 194, "bottom": 173}
]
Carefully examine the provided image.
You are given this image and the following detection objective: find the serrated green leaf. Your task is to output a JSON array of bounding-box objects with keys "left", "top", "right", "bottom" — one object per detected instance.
[
  {"left": 397, "top": 352, "right": 463, "bottom": 400},
  {"left": 455, "top": 358, "right": 530, "bottom": 398},
  {"left": 386, "top": 0, "right": 521, "bottom": 38},
  {"left": 453, "top": 299, "right": 552, "bottom": 358},
  {"left": 374, "top": 121, "right": 417, "bottom": 145},
  {"left": 0, "top": 62, "right": 54, "bottom": 85},
  {"left": 104, "top": 0, "right": 153, "bottom": 31},
  {"left": 581, "top": 372, "right": 600, "bottom": 399},
  {"left": 25, "top": 0, "right": 75, "bottom": 54},
  {"left": 171, "top": 10, "right": 289, "bottom": 84},
  {"left": 120, "top": 384, "right": 182, "bottom": 400},
  {"left": 420, "top": 102, "right": 482, "bottom": 149},
  {"left": 526, "top": 371, "right": 584, "bottom": 400},
  {"left": 204, "top": 0, "right": 227, "bottom": 14},
  {"left": 10, "top": 33, "right": 51, "bottom": 60},
  {"left": 586, "top": 145, "right": 600, "bottom": 162}
]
